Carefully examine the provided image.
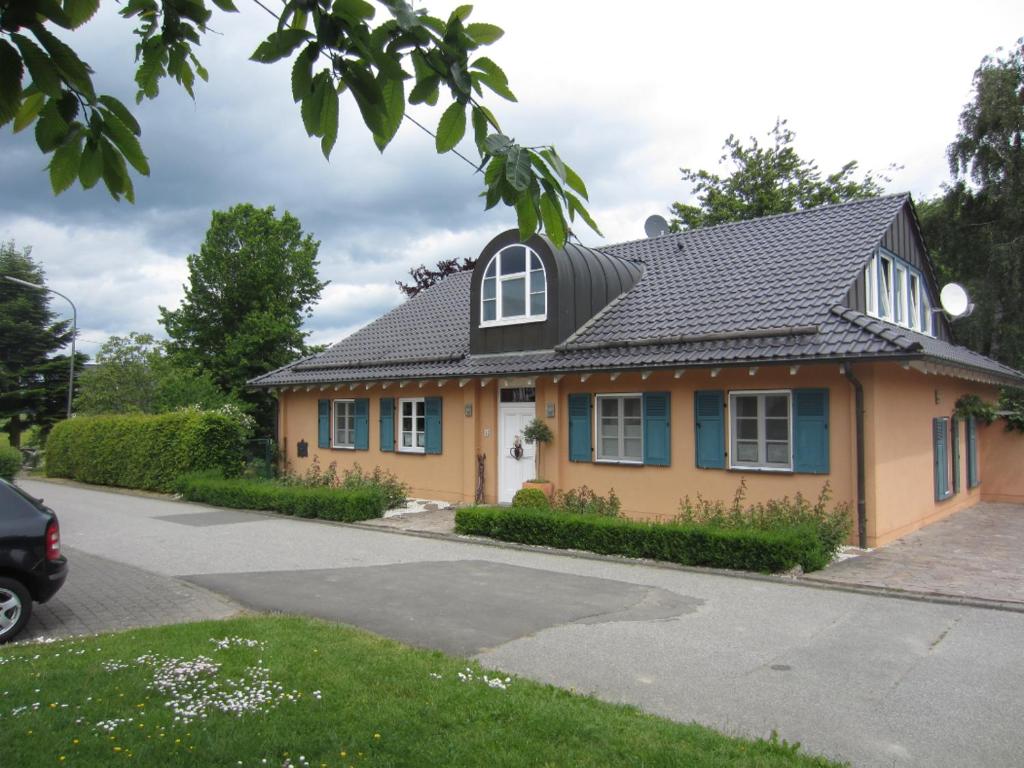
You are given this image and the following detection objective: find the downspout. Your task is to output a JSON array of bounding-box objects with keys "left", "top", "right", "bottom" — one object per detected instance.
[{"left": 843, "top": 364, "right": 868, "bottom": 549}]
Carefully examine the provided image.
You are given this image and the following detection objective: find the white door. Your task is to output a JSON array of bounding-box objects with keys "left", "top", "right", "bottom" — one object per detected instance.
[{"left": 498, "top": 402, "right": 537, "bottom": 503}]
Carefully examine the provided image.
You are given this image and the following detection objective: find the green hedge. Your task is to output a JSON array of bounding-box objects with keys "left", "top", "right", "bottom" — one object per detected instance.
[
  {"left": 455, "top": 506, "right": 829, "bottom": 573},
  {"left": 0, "top": 445, "right": 21, "bottom": 481},
  {"left": 176, "top": 472, "right": 387, "bottom": 522},
  {"left": 45, "top": 411, "right": 248, "bottom": 492}
]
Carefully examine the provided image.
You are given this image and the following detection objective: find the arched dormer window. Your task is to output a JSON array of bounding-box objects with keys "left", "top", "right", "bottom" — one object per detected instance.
[{"left": 480, "top": 244, "right": 546, "bottom": 326}]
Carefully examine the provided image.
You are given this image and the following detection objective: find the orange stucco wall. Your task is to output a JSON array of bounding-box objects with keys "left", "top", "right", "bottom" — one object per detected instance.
[
  {"left": 860, "top": 363, "right": 1000, "bottom": 546},
  {"left": 978, "top": 420, "right": 1024, "bottom": 504},
  {"left": 274, "top": 363, "right": 1018, "bottom": 547}
]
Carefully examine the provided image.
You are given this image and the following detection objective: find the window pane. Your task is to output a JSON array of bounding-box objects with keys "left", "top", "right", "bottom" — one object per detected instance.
[
  {"left": 765, "top": 395, "right": 787, "bottom": 418},
  {"left": 530, "top": 270, "right": 545, "bottom": 293},
  {"left": 600, "top": 398, "right": 619, "bottom": 418},
  {"left": 501, "top": 247, "right": 525, "bottom": 275},
  {"left": 416, "top": 416, "right": 424, "bottom": 432},
  {"left": 483, "top": 299, "right": 496, "bottom": 321},
  {"left": 530, "top": 252, "right": 542, "bottom": 270},
  {"left": 600, "top": 418, "right": 619, "bottom": 438},
  {"left": 483, "top": 277, "right": 496, "bottom": 300},
  {"left": 600, "top": 437, "right": 619, "bottom": 457},
  {"left": 416, "top": 432, "right": 425, "bottom": 448},
  {"left": 736, "top": 418, "right": 758, "bottom": 440},
  {"left": 766, "top": 442, "right": 789, "bottom": 464},
  {"left": 736, "top": 441, "right": 759, "bottom": 462},
  {"left": 402, "top": 433, "right": 411, "bottom": 447},
  {"left": 623, "top": 438, "right": 642, "bottom": 460},
  {"left": 403, "top": 417, "right": 412, "bottom": 431},
  {"left": 530, "top": 292, "right": 545, "bottom": 315},
  {"left": 623, "top": 398, "right": 641, "bottom": 418},
  {"left": 623, "top": 420, "right": 641, "bottom": 439},
  {"left": 502, "top": 277, "right": 526, "bottom": 316},
  {"left": 735, "top": 396, "right": 758, "bottom": 418},
  {"left": 484, "top": 258, "right": 496, "bottom": 278},
  {"left": 402, "top": 401, "right": 412, "bottom": 417},
  {"left": 765, "top": 418, "right": 788, "bottom": 441}
]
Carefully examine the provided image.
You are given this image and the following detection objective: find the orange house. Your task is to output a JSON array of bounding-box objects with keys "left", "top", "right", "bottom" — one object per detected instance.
[{"left": 250, "top": 194, "right": 1024, "bottom": 548}]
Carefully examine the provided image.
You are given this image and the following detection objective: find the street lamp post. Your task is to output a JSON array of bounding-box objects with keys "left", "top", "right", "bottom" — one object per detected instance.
[{"left": 2, "top": 275, "right": 78, "bottom": 419}]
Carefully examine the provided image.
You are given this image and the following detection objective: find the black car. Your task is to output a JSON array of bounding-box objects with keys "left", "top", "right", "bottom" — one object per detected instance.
[{"left": 0, "top": 479, "right": 68, "bottom": 643}]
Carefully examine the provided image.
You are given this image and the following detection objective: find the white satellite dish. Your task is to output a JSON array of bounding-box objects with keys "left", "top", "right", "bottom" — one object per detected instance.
[
  {"left": 939, "top": 283, "right": 971, "bottom": 318},
  {"left": 644, "top": 214, "right": 670, "bottom": 239}
]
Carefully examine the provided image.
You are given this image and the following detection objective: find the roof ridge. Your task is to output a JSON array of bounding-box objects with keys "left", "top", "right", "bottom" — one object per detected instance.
[{"left": 595, "top": 192, "right": 911, "bottom": 254}]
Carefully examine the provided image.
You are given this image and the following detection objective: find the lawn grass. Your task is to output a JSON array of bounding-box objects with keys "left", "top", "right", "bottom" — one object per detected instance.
[{"left": 0, "top": 616, "right": 843, "bottom": 768}]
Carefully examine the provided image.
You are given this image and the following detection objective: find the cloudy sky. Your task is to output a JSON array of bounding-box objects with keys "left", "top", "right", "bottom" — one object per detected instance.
[{"left": 1, "top": 1, "right": 1021, "bottom": 359}]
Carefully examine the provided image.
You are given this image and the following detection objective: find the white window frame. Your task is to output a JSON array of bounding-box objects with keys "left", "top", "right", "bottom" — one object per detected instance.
[
  {"left": 594, "top": 393, "right": 643, "bottom": 464},
  {"left": 479, "top": 245, "right": 547, "bottom": 328},
  {"left": 864, "top": 250, "right": 936, "bottom": 338},
  {"left": 398, "top": 397, "right": 426, "bottom": 454},
  {"left": 332, "top": 399, "right": 356, "bottom": 450},
  {"left": 728, "top": 390, "right": 793, "bottom": 472}
]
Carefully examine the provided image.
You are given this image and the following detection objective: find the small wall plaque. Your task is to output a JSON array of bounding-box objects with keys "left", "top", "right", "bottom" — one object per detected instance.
[
  {"left": 297, "top": 439, "right": 308, "bottom": 458},
  {"left": 546, "top": 402, "right": 556, "bottom": 418},
  {"left": 465, "top": 403, "right": 474, "bottom": 417}
]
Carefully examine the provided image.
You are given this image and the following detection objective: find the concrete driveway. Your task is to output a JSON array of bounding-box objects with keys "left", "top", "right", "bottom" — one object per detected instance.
[
  {"left": 807, "top": 503, "right": 1024, "bottom": 607},
  {"left": 15, "top": 478, "right": 1024, "bottom": 768}
]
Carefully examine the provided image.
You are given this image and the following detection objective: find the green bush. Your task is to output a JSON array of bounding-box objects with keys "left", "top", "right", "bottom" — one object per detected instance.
[
  {"left": 675, "top": 480, "right": 852, "bottom": 562},
  {"left": 512, "top": 488, "right": 550, "bottom": 509},
  {"left": 553, "top": 485, "right": 621, "bottom": 517},
  {"left": 283, "top": 459, "right": 408, "bottom": 509},
  {"left": 0, "top": 445, "right": 21, "bottom": 481},
  {"left": 176, "top": 471, "right": 387, "bottom": 522},
  {"left": 455, "top": 506, "right": 828, "bottom": 573},
  {"left": 45, "top": 410, "right": 250, "bottom": 492}
]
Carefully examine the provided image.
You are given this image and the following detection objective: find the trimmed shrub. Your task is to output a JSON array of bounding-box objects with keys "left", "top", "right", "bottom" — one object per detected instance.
[
  {"left": 553, "top": 485, "right": 621, "bottom": 517},
  {"left": 176, "top": 472, "right": 387, "bottom": 522},
  {"left": 512, "top": 488, "right": 549, "bottom": 509},
  {"left": 45, "top": 410, "right": 249, "bottom": 492},
  {"left": 455, "top": 506, "right": 828, "bottom": 573},
  {"left": 0, "top": 445, "right": 22, "bottom": 481},
  {"left": 285, "top": 459, "right": 408, "bottom": 509}
]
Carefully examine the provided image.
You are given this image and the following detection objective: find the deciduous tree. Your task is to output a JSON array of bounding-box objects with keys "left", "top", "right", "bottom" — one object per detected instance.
[
  {"left": 396, "top": 256, "right": 476, "bottom": 297},
  {"left": 159, "top": 203, "right": 324, "bottom": 432},
  {"left": 669, "top": 120, "right": 888, "bottom": 231},
  {"left": 0, "top": 1, "right": 597, "bottom": 246}
]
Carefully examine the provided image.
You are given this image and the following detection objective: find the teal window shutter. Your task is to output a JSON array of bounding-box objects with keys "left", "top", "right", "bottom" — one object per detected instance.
[
  {"left": 793, "top": 389, "right": 830, "bottom": 474},
  {"left": 379, "top": 397, "right": 395, "bottom": 452},
  {"left": 424, "top": 397, "right": 443, "bottom": 454},
  {"left": 318, "top": 399, "right": 330, "bottom": 448},
  {"left": 934, "top": 418, "right": 949, "bottom": 500},
  {"left": 951, "top": 415, "right": 961, "bottom": 493},
  {"left": 354, "top": 398, "right": 369, "bottom": 450},
  {"left": 568, "top": 393, "right": 592, "bottom": 462},
  {"left": 967, "top": 416, "right": 979, "bottom": 488},
  {"left": 642, "top": 392, "right": 671, "bottom": 466},
  {"left": 694, "top": 390, "right": 724, "bottom": 469}
]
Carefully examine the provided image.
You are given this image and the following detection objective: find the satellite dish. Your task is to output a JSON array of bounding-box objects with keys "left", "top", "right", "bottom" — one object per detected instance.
[
  {"left": 644, "top": 214, "right": 670, "bottom": 239},
  {"left": 939, "top": 283, "right": 971, "bottom": 318}
]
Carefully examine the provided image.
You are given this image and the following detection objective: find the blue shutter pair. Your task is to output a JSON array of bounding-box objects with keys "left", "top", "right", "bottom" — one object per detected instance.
[
  {"left": 315, "top": 398, "right": 369, "bottom": 450},
  {"left": 966, "top": 416, "right": 979, "bottom": 488},
  {"left": 566, "top": 392, "right": 671, "bottom": 466},
  {"left": 694, "top": 389, "right": 829, "bottom": 473}
]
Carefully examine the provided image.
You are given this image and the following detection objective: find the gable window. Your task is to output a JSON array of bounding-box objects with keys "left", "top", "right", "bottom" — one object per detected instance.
[
  {"left": 481, "top": 245, "right": 546, "bottom": 326},
  {"left": 595, "top": 395, "right": 643, "bottom": 463},
  {"left": 399, "top": 398, "right": 426, "bottom": 453},
  {"left": 729, "top": 391, "right": 792, "bottom": 470},
  {"left": 865, "top": 250, "right": 935, "bottom": 337},
  {"left": 333, "top": 399, "right": 355, "bottom": 449}
]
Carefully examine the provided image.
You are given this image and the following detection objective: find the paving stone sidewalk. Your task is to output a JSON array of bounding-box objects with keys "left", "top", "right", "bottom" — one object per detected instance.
[
  {"left": 17, "top": 546, "right": 241, "bottom": 642},
  {"left": 804, "top": 502, "right": 1024, "bottom": 605}
]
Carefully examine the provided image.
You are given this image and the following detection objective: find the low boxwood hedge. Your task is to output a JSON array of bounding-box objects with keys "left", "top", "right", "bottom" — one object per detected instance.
[
  {"left": 45, "top": 411, "right": 248, "bottom": 492},
  {"left": 176, "top": 472, "right": 387, "bottom": 522},
  {"left": 455, "top": 506, "right": 829, "bottom": 573},
  {"left": 0, "top": 445, "right": 22, "bottom": 481}
]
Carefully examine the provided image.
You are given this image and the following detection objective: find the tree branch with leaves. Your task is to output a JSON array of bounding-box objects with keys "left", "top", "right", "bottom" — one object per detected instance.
[{"left": 0, "top": 0, "right": 599, "bottom": 246}]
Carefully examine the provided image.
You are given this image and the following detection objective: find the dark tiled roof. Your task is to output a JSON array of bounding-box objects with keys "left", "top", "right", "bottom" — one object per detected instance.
[{"left": 250, "top": 195, "right": 1024, "bottom": 388}]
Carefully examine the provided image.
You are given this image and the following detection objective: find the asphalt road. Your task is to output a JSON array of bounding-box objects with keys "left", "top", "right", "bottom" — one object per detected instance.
[{"left": 20, "top": 479, "right": 1024, "bottom": 768}]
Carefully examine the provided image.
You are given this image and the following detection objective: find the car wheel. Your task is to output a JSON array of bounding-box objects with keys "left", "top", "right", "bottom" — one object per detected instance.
[{"left": 0, "top": 577, "right": 32, "bottom": 644}]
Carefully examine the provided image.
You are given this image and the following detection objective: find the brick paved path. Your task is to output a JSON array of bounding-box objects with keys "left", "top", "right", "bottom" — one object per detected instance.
[
  {"left": 18, "top": 546, "right": 240, "bottom": 642},
  {"left": 805, "top": 502, "right": 1024, "bottom": 606}
]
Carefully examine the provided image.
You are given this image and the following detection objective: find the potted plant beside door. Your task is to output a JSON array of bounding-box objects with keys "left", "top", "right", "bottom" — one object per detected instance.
[{"left": 521, "top": 417, "right": 555, "bottom": 499}]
